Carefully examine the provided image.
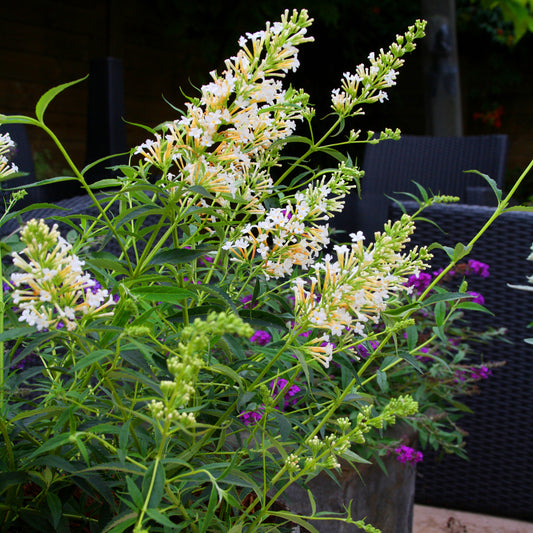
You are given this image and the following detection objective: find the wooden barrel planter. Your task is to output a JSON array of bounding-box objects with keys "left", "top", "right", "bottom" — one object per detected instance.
[{"left": 283, "top": 426, "right": 418, "bottom": 533}]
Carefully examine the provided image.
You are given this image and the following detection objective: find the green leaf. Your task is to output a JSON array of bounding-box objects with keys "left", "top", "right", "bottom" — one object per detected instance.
[
  {"left": 376, "top": 370, "right": 388, "bottom": 392},
  {"left": 0, "top": 327, "right": 36, "bottom": 342},
  {"left": 456, "top": 301, "right": 494, "bottom": 314},
  {"left": 146, "top": 508, "right": 180, "bottom": 529},
  {"left": 464, "top": 169, "right": 502, "bottom": 203},
  {"left": 209, "top": 363, "right": 243, "bottom": 387},
  {"left": 316, "top": 146, "right": 348, "bottom": 162},
  {"left": 189, "top": 283, "right": 238, "bottom": 313},
  {"left": 0, "top": 472, "right": 29, "bottom": 494},
  {"left": 0, "top": 114, "right": 41, "bottom": 127},
  {"left": 6, "top": 175, "right": 78, "bottom": 189},
  {"left": 149, "top": 247, "right": 212, "bottom": 265},
  {"left": 118, "top": 420, "right": 131, "bottom": 464},
  {"left": 142, "top": 460, "right": 165, "bottom": 509},
  {"left": 243, "top": 309, "right": 288, "bottom": 329},
  {"left": 432, "top": 325, "right": 447, "bottom": 343},
  {"left": 86, "top": 254, "right": 129, "bottom": 276},
  {"left": 269, "top": 511, "right": 320, "bottom": 533},
  {"left": 35, "top": 76, "right": 88, "bottom": 123},
  {"left": 126, "top": 476, "right": 144, "bottom": 509},
  {"left": 26, "top": 433, "right": 72, "bottom": 460},
  {"left": 46, "top": 492, "right": 62, "bottom": 529},
  {"left": 74, "top": 436, "right": 90, "bottom": 466},
  {"left": 72, "top": 349, "right": 113, "bottom": 371},
  {"left": 199, "top": 483, "right": 220, "bottom": 533},
  {"left": 87, "top": 178, "right": 124, "bottom": 189},
  {"left": 217, "top": 334, "right": 247, "bottom": 362},
  {"left": 434, "top": 300, "right": 446, "bottom": 327},
  {"left": 273, "top": 411, "right": 292, "bottom": 441},
  {"left": 412, "top": 180, "right": 429, "bottom": 202},
  {"left": 504, "top": 205, "right": 533, "bottom": 213},
  {"left": 398, "top": 351, "right": 424, "bottom": 373},
  {"left": 102, "top": 512, "right": 138, "bottom": 533},
  {"left": 406, "top": 325, "right": 418, "bottom": 352},
  {"left": 452, "top": 242, "right": 471, "bottom": 262},
  {"left": 339, "top": 448, "right": 372, "bottom": 465},
  {"left": 421, "top": 292, "right": 469, "bottom": 306},
  {"left": 131, "top": 286, "right": 197, "bottom": 303},
  {"left": 189, "top": 184, "right": 215, "bottom": 199},
  {"left": 307, "top": 488, "right": 317, "bottom": 515}
]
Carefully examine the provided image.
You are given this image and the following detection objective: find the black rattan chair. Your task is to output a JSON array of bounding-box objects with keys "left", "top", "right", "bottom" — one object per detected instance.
[
  {"left": 390, "top": 200, "right": 533, "bottom": 521},
  {"left": 333, "top": 134, "right": 508, "bottom": 239}
]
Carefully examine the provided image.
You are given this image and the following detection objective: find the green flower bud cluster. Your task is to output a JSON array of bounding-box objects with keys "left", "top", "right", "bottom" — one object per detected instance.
[
  {"left": 303, "top": 432, "right": 350, "bottom": 472},
  {"left": 381, "top": 394, "right": 419, "bottom": 424},
  {"left": 179, "top": 312, "right": 254, "bottom": 356},
  {"left": 149, "top": 312, "right": 253, "bottom": 428},
  {"left": 124, "top": 325, "right": 151, "bottom": 338},
  {"left": 367, "top": 127, "right": 402, "bottom": 144},
  {"left": 284, "top": 452, "right": 301, "bottom": 474}
]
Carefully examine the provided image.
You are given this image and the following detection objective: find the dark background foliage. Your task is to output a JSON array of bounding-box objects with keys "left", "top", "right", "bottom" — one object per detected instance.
[{"left": 1, "top": 0, "right": 531, "bottom": 198}]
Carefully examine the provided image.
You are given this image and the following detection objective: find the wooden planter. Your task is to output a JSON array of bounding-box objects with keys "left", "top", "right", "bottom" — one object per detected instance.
[{"left": 283, "top": 453, "right": 416, "bottom": 533}]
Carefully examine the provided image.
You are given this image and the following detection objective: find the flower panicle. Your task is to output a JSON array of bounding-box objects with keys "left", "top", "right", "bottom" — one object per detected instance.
[
  {"left": 133, "top": 9, "right": 314, "bottom": 217},
  {"left": 331, "top": 20, "right": 426, "bottom": 117},
  {"left": 0, "top": 131, "right": 19, "bottom": 181},
  {"left": 292, "top": 215, "right": 431, "bottom": 366},
  {"left": 10, "top": 219, "right": 115, "bottom": 332}
]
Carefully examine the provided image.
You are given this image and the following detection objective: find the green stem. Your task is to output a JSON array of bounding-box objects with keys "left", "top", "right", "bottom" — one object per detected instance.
[
  {"left": 39, "top": 122, "right": 134, "bottom": 272},
  {"left": 0, "top": 418, "right": 15, "bottom": 470},
  {"left": 273, "top": 117, "right": 343, "bottom": 187}
]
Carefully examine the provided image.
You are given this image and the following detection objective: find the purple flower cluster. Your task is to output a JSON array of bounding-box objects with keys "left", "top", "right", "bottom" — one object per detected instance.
[
  {"left": 405, "top": 272, "right": 432, "bottom": 295},
  {"left": 355, "top": 340, "right": 380, "bottom": 358},
  {"left": 10, "top": 350, "right": 40, "bottom": 371},
  {"left": 466, "top": 259, "right": 490, "bottom": 278},
  {"left": 394, "top": 445, "right": 423, "bottom": 464},
  {"left": 271, "top": 378, "right": 300, "bottom": 409},
  {"left": 455, "top": 365, "right": 492, "bottom": 382},
  {"left": 239, "top": 378, "right": 301, "bottom": 426},
  {"left": 250, "top": 330, "right": 272, "bottom": 346},
  {"left": 405, "top": 259, "right": 490, "bottom": 297},
  {"left": 240, "top": 294, "right": 257, "bottom": 310},
  {"left": 239, "top": 409, "right": 264, "bottom": 426},
  {"left": 415, "top": 346, "right": 432, "bottom": 363},
  {"left": 466, "top": 291, "right": 485, "bottom": 305},
  {"left": 471, "top": 366, "right": 492, "bottom": 380}
]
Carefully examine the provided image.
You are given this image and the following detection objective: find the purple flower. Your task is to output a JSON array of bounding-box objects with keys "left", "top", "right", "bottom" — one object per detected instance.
[
  {"left": 394, "top": 445, "right": 423, "bottom": 464},
  {"left": 454, "top": 369, "right": 468, "bottom": 382},
  {"left": 240, "top": 294, "right": 256, "bottom": 309},
  {"left": 239, "top": 378, "right": 301, "bottom": 426},
  {"left": 415, "top": 346, "right": 432, "bottom": 363},
  {"left": 198, "top": 255, "right": 214, "bottom": 267},
  {"left": 405, "top": 272, "right": 432, "bottom": 294},
  {"left": 467, "top": 259, "right": 490, "bottom": 278},
  {"left": 467, "top": 291, "right": 485, "bottom": 305},
  {"left": 471, "top": 365, "right": 492, "bottom": 380},
  {"left": 10, "top": 348, "right": 40, "bottom": 371},
  {"left": 250, "top": 330, "right": 272, "bottom": 346},
  {"left": 239, "top": 409, "right": 263, "bottom": 426},
  {"left": 355, "top": 340, "right": 380, "bottom": 358},
  {"left": 270, "top": 378, "right": 300, "bottom": 408}
]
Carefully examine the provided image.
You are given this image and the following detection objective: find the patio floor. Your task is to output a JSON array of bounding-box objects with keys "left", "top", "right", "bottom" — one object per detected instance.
[{"left": 413, "top": 505, "right": 533, "bottom": 533}]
